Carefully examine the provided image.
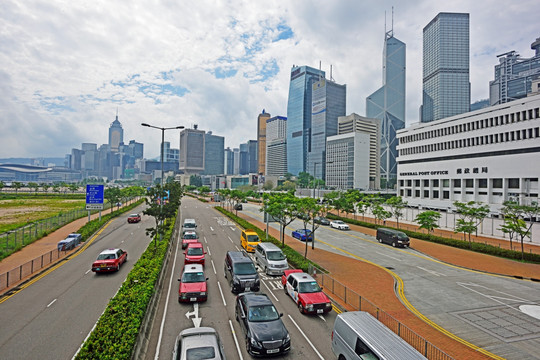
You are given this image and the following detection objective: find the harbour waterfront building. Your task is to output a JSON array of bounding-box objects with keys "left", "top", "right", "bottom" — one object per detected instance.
[
  {"left": 366, "top": 26, "right": 406, "bottom": 187},
  {"left": 286, "top": 65, "right": 325, "bottom": 175},
  {"left": 421, "top": 12, "right": 470, "bottom": 123},
  {"left": 397, "top": 94, "right": 540, "bottom": 213},
  {"left": 307, "top": 78, "right": 346, "bottom": 181},
  {"left": 489, "top": 37, "right": 540, "bottom": 106}
]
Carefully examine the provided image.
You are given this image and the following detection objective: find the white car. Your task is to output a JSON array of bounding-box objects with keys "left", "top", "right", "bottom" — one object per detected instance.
[{"left": 330, "top": 220, "right": 350, "bottom": 230}]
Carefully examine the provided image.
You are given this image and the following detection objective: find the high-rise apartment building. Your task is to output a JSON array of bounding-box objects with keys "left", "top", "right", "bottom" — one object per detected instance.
[
  {"left": 338, "top": 113, "right": 381, "bottom": 189},
  {"left": 366, "top": 25, "right": 405, "bottom": 187},
  {"left": 266, "top": 116, "right": 287, "bottom": 177},
  {"left": 307, "top": 78, "right": 346, "bottom": 180},
  {"left": 108, "top": 113, "right": 124, "bottom": 152},
  {"left": 489, "top": 37, "right": 540, "bottom": 106},
  {"left": 202, "top": 131, "right": 224, "bottom": 175},
  {"left": 257, "top": 110, "right": 271, "bottom": 175},
  {"left": 179, "top": 127, "right": 205, "bottom": 174},
  {"left": 421, "top": 12, "right": 470, "bottom": 123},
  {"left": 286, "top": 65, "right": 325, "bottom": 175}
]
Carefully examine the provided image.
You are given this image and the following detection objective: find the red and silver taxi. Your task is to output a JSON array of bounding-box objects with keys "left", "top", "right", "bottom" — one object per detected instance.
[
  {"left": 184, "top": 242, "right": 206, "bottom": 266},
  {"left": 178, "top": 264, "right": 208, "bottom": 303},
  {"left": 91, "top": 248, "right": 128, "bottom": 273},
  {"left": 181, "top": 230, "right": 199, "bottom": 249},
  {"left": 282, "top": 270, "right": 332, "bottom": 314},
  {"left": 127, "top": 213, "right": 141, "bottom": 223}
]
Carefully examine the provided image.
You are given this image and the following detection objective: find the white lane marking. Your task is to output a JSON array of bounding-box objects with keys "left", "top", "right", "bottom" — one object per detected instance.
[
  {"left": 121, "top": 240, "right": 125, "bottom": 243},
  {"left": 185, "top": 303, "right": 202, "bottom": 327},
  {"left": 228, "top": 236, "right": 233, "bottom": 243},
  {"left": 85, "top": 269, "right": 91, "bottom": 275},
  {"left": 376, "top": 252, "right": 402, "bottom": 261},
  {"left": 230, "top": 227, "right": 236, "bottom": 231},
  {"left": 262, "top": 280, "right": 279, "bottom": 302},
  {"left": 210, "top": 226, "right": 214, "bottom": 231},
  {"left": 287, "top": 315, "right": 324, "bottom": 359},
  {"left": 204, "top": 236, "right": 207, "bottom": 244},
  {"left": 154, "top": 231, "right": 182, "bottom": 360},
  {"left": 211, "top": 259, "right": 217, "bottom": 275},
  {"left": 229, "top": 320, "right": 244, "bottom": 360},
  {"left": 47, "top": 299, "right": 57, "bottom": 307},
  {"left": 417, "top": 266, "right": 447, "bottom": 277},
  {"left": 235, "top": 245, "right": 241, "bottom": 251},
  {"left": 207, "top": 246, "right": 212, "bottom": 256},
  {"left": 217, "top": 281, "right": 227, "bottom": 306},
  {"left": 318, "top": 315, "right": 326, "bottom": 322}
]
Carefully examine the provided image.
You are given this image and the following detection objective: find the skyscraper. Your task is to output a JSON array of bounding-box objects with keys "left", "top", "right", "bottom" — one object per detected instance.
[
  {"left": 286, "top": 65, "right": 325, "bottom": 175},
  {"left": 247, "top": 140, "right": 258, "bottom": 174},
  {"left": 421, "top": 12, "right": 470, "bottom": 123},
  {"left": 179, "top": 127, "right": 205, "bottom": 174},
  {"left": 202, "top": 131, "right": 225, "bottom": 175},
  {"left": 108, "top": 111, "right": 124, "bottom": 152},
  {"left": 266, "top": 116, "right": 287, "bottom": 177},
  {"left": 307, "top": 77, "right": 346, "bottom": 180},
  {"left": 366, "top": 24, "right": 406, "bottom": 187},
  {"left": 257, "top": 110, "right": 271, "bottom": 175}
]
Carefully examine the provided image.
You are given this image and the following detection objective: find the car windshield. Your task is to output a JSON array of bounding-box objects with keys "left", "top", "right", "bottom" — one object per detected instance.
[
  {"left": 334, "top": 221, "right": 343, "bottom": 224},
  {"left": 266, "top": 251, "right": 285, "bottom": 261},
  {"left": 97, "top": 253, "right": 116, "bottom": 260},
  {"left": 186, "top": 346, "right": 215, "bottom": 360},
  {"left": 397, "top": 234, "right": 408, "bottom": 240},
  {"left": 184, "top": 223, "right": 196, "bottom": 228},
  {"left": 184, "top": 233, "right": 198, "bottom": 239},
  {"left": 187, "top": 247, "right": 204, "bottom": 256},
  {"left": 181, "top": 272, "right": 205, "bottom": 283},
  {"left": 129, "top": 214, "right": 138, "bottom": 217},
  {"left": 247, "top": 234, "right": 259, "bottom": 243},
  {"left": 248, "top": 304, "right": 280, "bottom": 322},
  {"left": 298, "top": 281, "right": 322, "bottom": 293},
  {"left": 233, "top": 262, "right": 256, "bottom": 275}
]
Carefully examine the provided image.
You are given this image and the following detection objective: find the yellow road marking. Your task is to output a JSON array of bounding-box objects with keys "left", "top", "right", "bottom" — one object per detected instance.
[{"left": 0, "top": 220, "right": 114, "bottom": 304}]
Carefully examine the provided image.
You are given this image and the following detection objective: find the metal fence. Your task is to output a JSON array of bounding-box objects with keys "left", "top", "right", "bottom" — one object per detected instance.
[
  {"left": 0, "top": 247, "right": 73, "bottom": 292},
  {"left": 310, "top": 267, "right": 455, "bottom": 360}
]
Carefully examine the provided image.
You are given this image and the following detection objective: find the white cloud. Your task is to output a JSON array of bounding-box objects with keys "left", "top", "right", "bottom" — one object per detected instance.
[{"left": 0, "top": 0, "right": 538, "bottom": 158}]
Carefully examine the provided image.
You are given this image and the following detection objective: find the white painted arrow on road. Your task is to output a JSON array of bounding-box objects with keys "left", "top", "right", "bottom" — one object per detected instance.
[{"left": 185, "top": 303, "right": 202, "bottom": 327}]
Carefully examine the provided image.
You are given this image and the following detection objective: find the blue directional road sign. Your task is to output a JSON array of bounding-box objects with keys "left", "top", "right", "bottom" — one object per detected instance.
[{"left": 86, "top": 184, "right": 104, "bottom": 210}]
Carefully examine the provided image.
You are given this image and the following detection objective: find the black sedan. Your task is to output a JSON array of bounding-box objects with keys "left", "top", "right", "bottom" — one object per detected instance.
[
  {"left": 235, "top": 292, "right": 291, "bottom": 356},
  {"left": 314, "top": 216, "right": 330, "bottom": 225}
]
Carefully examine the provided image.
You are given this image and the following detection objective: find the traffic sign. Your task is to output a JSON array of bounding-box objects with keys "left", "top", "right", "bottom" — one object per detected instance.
[
  {"left": 86, "top": 204, "right": 104, "bottom": 210},
  {"left": 86, "top": 185, "right": 104, "bottom": 204}
]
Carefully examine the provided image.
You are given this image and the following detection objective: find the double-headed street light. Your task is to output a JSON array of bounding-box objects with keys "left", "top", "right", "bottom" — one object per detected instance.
[{"left": 141, "top": 123, "right": 184, "bottom": 241}]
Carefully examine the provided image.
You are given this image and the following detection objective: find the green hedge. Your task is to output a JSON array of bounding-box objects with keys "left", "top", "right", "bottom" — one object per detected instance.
[
  {"left": 215, "top": 207, "right": 326, "bottom": 273},
  {"left": 75, "top": 215, "right": 175, "bottom": 359},
  {"left": 326, "top": 214, "right": 540, "bottom": 264}
]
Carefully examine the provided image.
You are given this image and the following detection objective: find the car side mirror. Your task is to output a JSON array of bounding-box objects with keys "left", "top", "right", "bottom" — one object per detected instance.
[
  {"left": 206, "top": 277, "right": 209, "bottom": 280},
  {"left": 227, "top": 266, "right": 231, "bottom": 270},
  {"left": 279, "top": 313, "right": 283, "bottom": 317},
  {"left": 177, "top": 279, "right": 181, "bottom": 282},
  {"left": 204, "top": 251, "right": 207, "bottom": 254}
]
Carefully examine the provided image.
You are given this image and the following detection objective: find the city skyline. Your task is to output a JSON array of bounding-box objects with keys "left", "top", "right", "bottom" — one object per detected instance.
[{"left": 1, "top": 1, "right": 538, "bottom": 159}]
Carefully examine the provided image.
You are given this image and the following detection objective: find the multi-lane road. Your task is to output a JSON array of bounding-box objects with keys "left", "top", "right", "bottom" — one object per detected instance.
[{"left": 1, "top": 197, "right": 539, "bottom": 360}]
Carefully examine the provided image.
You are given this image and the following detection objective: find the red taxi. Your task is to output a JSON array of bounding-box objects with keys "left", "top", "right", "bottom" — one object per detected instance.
[
  {"left": 184, "top": 242, "right": 206, "bottom": 266},
  {"left": 127, "top": 213, "right": 141, "bottom": 223},
  {"left": 178, "top": 264, "right": 208, "bottom": 303},
  {"left": 282, "top": 270, "right": 332, "bottom": 314},
  {"left": 91, "top": 248, "right": 128, "bottom": 273},
  {"left": 181, "top": 230, "right": 199, "bottom": 249}
]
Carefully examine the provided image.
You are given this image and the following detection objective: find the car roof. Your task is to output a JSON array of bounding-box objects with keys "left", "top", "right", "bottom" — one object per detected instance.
[
  {"left": 100, "top": 248, "right": 120, "bottom": 254},
  {"left": 187, "top": 242, "right": 203, "bottom": 248},
  {"left": 183, "top": 264, "right": 204, "bottom": 273},
  {"left": 289, "top": 272, "right": 316, "bottom": 283},
  {"left": 240, "top": 292, "right": 273, "bottom": 306},
  {"left": 183, "top": 230, "right": 197, "bottom": 235}
]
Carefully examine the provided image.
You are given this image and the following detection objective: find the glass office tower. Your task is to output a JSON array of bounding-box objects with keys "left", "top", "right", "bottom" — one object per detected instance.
[
  {"left": 308, "top": 78, "right": 346, "bottom": 180},
  {"left": 366, "top": 29, "right": 406, "bottom": 187},
  {"left": 421, "top": 12, "right": 470, "bottom": 123},
  {"left": 286, "top": 65, "right": 325, "bottom": 176},
  {"left": 202, "top": 132, "right": 224, "bottom": 175}
]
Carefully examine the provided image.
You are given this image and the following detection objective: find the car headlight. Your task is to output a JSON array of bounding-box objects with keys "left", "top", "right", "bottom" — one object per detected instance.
[
  {"left": 325, "top": 302, "right": 332, "bottom": 308},
  {"left": 233, "top": 277, "right": 240, "bottom": 284},
  {"left": 250, "top": 337, "right": 262, "bottom": 348},
  {"left": 200, "top": 292, "right": 206, "bottom": 295},
  {"left": 285, "top": 333, "right": 290, "bottom": 342},
  {"left": 306, "top": 304, "right": 314, "bottom": 310}
]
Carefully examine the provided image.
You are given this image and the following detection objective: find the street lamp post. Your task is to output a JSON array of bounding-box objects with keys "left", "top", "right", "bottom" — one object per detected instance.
[{"left": 141, "top": 123, "right": 184, "bottom": 242}]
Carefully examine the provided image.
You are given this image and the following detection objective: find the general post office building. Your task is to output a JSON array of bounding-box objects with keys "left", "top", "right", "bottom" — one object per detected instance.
[{"left": 396, "top": 94, "right": 540, "bottom": 214}]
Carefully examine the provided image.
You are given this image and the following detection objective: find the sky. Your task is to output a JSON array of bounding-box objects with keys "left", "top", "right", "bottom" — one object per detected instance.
[{"left": 1, "top": 0, "right": 539, "bottom": 160}]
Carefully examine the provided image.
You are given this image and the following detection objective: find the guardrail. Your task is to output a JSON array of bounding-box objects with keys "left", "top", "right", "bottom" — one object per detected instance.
[{"left": 310, "top": 267, "right": 454, "bottom": 360}]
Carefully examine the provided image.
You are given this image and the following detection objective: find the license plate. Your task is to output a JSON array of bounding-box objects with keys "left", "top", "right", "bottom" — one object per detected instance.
[
  {"left": 245, "top": 287, "right": 251, "bottom": 291},
  {"left": 190, "top": 297, "right": 197, "bottom": 302},
  {"left": 101, "top": 264, "right": 106, "bottom": 267},
  {"left": 317, "top": 309, "right": 323, "bottom": 314},
  {"left": 267, "top": 349, "right": 279, "bottom": 354}
]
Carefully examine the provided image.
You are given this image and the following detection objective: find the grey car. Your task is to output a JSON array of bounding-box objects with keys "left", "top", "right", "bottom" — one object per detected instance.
[{"left": 172, "top": 327, "right": 226, "bottom": 360}]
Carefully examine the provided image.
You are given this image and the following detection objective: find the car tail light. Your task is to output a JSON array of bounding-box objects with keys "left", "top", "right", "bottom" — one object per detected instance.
[{"left": 331, "top": 330, "right": 334, "bottom": 340}]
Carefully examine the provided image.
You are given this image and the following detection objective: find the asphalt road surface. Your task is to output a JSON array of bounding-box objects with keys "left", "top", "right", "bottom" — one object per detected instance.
[
  {"left": 147, "top": 197, "right": 338, "bottom": 360},
  {"left": 0, "top": 206, "right": 151, "bottom": 360}
]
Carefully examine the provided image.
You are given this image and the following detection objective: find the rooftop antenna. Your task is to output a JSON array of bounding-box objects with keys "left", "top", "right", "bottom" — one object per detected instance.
[
  {"left": 319, "top": 60, "right": 322, "bottom": 82},
  {"left": 116, "top": 107, "right": 119, "bottom": 120},
  {"left": 330, "top": 64, "right": 335, "bottom": 82}
]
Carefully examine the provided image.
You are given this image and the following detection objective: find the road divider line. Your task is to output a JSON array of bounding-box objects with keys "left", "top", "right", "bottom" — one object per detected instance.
[
  {"left": 262, "top": 280, "right": 279, "bottom": 302},
  {"left": 207, "top": 246, "right": 212, "bottom": 256},
  {"left": 229, "top": 320, "right": 244, "bottom": 360},
  {"left": 228, "top": 236, "right": 233, "bottom": 243},
  {"left": 47, "top": 299, "right": 57, "bottom": 308},
  {"left": 287, "top": 314, "right": 324, "bottom": 360},
  {"left": 217, "top": 281, "right": 227, "bottom": 306},
  {"left": 85, "top": 269, "right": 91, "bottom": 275},
  {"left": 204, "top": 236, "right": 207, "bottom": 244},
  {"left": 210, "top": 259, "right": 217, "bottom": 275}
]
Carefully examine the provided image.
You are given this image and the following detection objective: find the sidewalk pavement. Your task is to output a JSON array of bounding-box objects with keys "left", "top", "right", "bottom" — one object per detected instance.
[{"left": 235, "top": 209, "right": 540, "bottom": 360}]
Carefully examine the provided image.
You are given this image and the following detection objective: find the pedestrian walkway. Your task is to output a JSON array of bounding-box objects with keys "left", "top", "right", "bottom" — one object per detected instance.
[{"left": 235, "top": 210, "right": 540, "bottom": 360}]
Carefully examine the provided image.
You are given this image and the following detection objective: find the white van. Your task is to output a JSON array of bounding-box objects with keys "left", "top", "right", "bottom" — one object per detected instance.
[
  {"left": 332, "top": 311, "right": 427, "bottom": 360},
  {"left": 182, "top": 219, "right": 197, "bottom": 231},
  {"left": 254, "top": 242, "right": 289, "bottom": 275}
]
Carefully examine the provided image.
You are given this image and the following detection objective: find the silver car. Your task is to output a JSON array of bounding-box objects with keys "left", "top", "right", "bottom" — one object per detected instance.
[{"left": 172, "top": 327, "right": 226, "bottom": 360}]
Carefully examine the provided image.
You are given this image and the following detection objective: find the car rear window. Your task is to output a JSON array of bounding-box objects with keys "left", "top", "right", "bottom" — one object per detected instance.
[
  {"left": 97, "top": 253, "right": 116, "bottom": 260},
  {"left": 186, "top": 346, "right": 215, "bottom": 360}
]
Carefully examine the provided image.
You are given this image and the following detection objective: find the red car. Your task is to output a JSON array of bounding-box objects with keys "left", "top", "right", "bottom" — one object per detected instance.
[
  {"left": 282, "top": 270, "right": 332, "bottom": 314},
  {"left": 178, "top": 264, "right": 207, "bottom": 303},
  {"left": 184, "top": 242, "right": 206, "bottom": 266},
  {"left": 91, "top": 248, "right": 128, "bottom": 273},
  {"left": 181, "top": 230, "right": 199, "bottom": 249},
  {"left": 127, "top": 213, "right": 141, "bottom": 223}
]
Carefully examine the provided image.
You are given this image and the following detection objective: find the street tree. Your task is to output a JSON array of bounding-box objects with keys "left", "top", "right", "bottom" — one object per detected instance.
[
  {"left": 453, "top": 201, "right": 490, "bottom": 246},
  {"left": 262, "top": 191, "right": 299, "bottom": 246},
  {"left": 262, "top": 180, "right": 274, "bottom": 190},
  {"left": 104, "top": 187, "right": 122, "bottom": 211},
  {"left": 297, "top": 171, "right": 312, "bottom": 188},
  {"left": 386, "top": 196, "right": 408, "bottom": 229},
  {"left": 500, "top": 200, "right": 539, "bottom": 259},
  {"left": 40, "top": 182, "right": 50, "bottom": 193},
  {"left": 295, "top": 197, "right": 321, "bottom": 257},
  {"left": 415, "top": 210, "right": 441, "bottom": 234},
  {"left": 12, "top": 181, "right": 23, "bottom": 194},
  {"left": 28, "top": 182, "right": 39, "bottom": 194},
  {"left": 372, "top": 204, "right": 391, "bottom": 225}
]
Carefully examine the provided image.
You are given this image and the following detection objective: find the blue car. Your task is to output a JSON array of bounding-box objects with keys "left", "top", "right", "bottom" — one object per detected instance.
[{"left": 292, "top": 229, "right": 313, "bottom": 242}]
